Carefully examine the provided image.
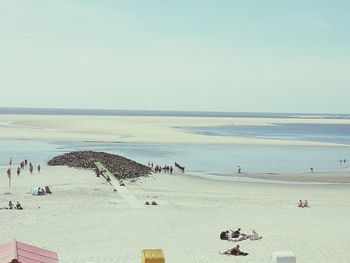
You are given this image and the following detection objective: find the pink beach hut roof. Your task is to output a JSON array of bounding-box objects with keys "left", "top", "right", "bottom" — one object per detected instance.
[{"left": 0, "top": 240, "right": 59, "bottom": 263}]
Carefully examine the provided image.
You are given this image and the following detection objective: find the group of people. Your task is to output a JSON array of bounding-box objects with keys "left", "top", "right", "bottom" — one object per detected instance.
[
  {"left": 297, "top": 200, "right": 310, "bottom": 208},
  {"left": 145, "top": 201, "right": 158, "bottom": 205},
  {"left": 37, "top": 186, "right": 52, "bottom": 195},
  {"left": 8, "top": 201, "right": 23, "bottom": 210},
  {"left": 220, "top": 228, "right": 263, "bottom": 256},
  {"left": 16, "top": 159, "right": 41, "bottom": 176},
  {"left": 148, "top": 162, "right": 174, "bottom": 174}
]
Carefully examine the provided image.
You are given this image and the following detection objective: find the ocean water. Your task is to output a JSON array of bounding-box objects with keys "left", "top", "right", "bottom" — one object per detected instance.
[
  {"left": 0, "top": 140, "right": 349, "bottom": 174},
  {"left": 188, "top": 123, "right": 350, "bottom": 145},
  {"left": 0, "top": 108, "right": 349, "bottom": 173}
]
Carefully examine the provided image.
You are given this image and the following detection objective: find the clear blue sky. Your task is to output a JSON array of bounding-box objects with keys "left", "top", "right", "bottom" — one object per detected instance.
[{"left": 1, "top": 1, "right": 349, "bottom": 113}]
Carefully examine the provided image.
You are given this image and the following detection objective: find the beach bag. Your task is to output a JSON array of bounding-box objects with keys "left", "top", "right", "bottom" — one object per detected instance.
[{"left": 31, "top": 187, "right": 39, "bottom": 196}]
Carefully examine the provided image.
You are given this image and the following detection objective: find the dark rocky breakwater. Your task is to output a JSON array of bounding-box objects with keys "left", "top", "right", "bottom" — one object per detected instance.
[{"left": 48, "top": 151, "right": 152, "bottom": 180}]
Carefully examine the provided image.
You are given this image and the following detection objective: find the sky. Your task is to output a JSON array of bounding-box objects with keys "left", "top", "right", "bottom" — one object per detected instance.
[{"left": 0, "top": 1, "right": 349, "bottom": 113}]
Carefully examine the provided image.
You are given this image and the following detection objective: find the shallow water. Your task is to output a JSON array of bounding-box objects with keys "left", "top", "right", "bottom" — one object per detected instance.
[
  {"left": 188, "top": 123, "right": 350, "bottom": 145},
  {"left": 0, "top": 140, "right": 349, "bottom": 174}
]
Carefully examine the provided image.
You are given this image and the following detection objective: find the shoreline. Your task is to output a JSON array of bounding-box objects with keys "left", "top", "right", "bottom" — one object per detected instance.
[
  {"left": 0, "top": 114, "right": 349, "bottom": 146},
  {"left": 208, "top": 171, "right": 350, "bottom": 184}
]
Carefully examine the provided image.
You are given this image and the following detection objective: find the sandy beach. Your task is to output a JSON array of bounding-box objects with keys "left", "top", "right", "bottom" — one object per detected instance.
[
  {"left": 0, "top": 114, "right": 350, "bottom": 262},
  {"left": 1, "top": 165, "right": 350, "bottom": 263},
  {"left": 214, "top": 171, "right": 350, "bottom": 184},
  {"left": 1, "top": 114, "right": 350, "bottom": 146},
  {"left": 2, "top": 1, "right": 350, "bottom": 261}
]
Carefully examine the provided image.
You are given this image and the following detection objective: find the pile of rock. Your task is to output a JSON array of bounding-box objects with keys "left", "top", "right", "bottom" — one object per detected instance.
[{"left": 48, "top": 151, "right": 152, "bottom": 180}]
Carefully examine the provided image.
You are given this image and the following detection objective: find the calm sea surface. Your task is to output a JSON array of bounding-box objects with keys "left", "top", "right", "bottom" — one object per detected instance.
[{"left": 0, "top": 108, "right": 349, "bottom": 173}]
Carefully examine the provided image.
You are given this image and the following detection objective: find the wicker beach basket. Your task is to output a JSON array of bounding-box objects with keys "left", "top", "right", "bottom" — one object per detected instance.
[{"left": 142, "top": 249, "right": 165, "bottom": 263}]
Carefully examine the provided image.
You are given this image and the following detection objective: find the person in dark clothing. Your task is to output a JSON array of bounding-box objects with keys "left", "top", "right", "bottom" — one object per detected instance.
[
  {"left": 220, "top": 245, "right": 248, "bottom": 256},
  {"left": 16, "top": 202, "right": 23, "bottom": 210}
]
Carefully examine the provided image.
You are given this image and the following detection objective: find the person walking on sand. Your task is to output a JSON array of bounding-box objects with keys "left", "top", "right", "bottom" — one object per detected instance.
[
  {"left": 17, "top": 167, "right": 20, "bottom": 176},
  {"left": 38, "top": 165, "right": 41, "bottom": 173}
]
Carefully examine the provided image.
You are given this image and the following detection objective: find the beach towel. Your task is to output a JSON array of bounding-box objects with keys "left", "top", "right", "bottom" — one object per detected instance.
[{"left": 31, "top": 187, "right": 39, "bottom": 196}]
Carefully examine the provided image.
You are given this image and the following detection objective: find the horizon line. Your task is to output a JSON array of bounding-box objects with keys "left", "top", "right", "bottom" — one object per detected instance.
[{"left": 0, "top": 107, "right": 349, "bottom": 117}]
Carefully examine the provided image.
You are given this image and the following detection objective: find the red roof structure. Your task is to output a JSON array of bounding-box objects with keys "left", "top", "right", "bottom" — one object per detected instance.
[{"left": 0, "top": 240, "right": 59, "bottom": 263}]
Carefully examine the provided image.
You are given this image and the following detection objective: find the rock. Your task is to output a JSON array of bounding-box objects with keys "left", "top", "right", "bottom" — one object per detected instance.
[{"left": 47, "top": 151, "right": 152, "bottom": 180}]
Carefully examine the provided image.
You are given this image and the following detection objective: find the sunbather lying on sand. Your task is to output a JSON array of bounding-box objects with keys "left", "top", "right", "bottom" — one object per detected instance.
[
  {"left": 220, "top": 228, "right": 241, "bottom": 240},
  {"left": 249, "top": 230, "right": 262, "bottom": 240},
  {"left": 220, "top": 228, "right": 244, "bottom": 241},
  {"left": 220, "top": 245, "right": 248, "bottom": 256},
  {"left": 232, "top": 228, "right": 241, "bottom": 238},
  {"left": 228, "top": 233, "right": 250, "bottom": 242}
]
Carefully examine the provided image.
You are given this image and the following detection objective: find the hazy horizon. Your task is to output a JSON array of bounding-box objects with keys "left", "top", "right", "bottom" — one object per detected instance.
[
  {"left": 1, "top": 1, "right": 349, "bottom": 113},
  {"left": 1, "top": 106, "right": 350, "bottom": 117}
]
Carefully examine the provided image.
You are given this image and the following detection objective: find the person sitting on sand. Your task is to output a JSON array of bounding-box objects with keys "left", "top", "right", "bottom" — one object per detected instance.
[
  {"left": 9, "top": 201, "right": 14, "bottom": 210},
  {"left": 45, "top": 186, "right": 52, "bottom": 194},
  {"left": 38, "top": 187, "right": 45, "bottom": 196},
  {"left": 220, "top": 245, "right": 248, "bottom": 256},
  {"left": 16, "top": 202, "right": 23, "bottom": 210},
  {"left": 249, "top": 230, "right": 262, "bottom": 240},
  {"left": 303, "top": 200, "right": 309, "bottom": 208},
  {"left": 298, "top": 200, "right": 303, "bottom": 207}
]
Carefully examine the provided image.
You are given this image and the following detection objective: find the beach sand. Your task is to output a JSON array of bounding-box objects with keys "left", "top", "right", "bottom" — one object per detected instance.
[
  {"left": 1, "top": 114, "right": 349, "bottom": 146},
  {"left": 215, "top": 171, "right": 350, "bottom": 183},
  {"left": 1, "top": 114, "right": 350, "bottom": 262},
  {"left": 1, "top": 166, "right": 350, "bottom": 263}
]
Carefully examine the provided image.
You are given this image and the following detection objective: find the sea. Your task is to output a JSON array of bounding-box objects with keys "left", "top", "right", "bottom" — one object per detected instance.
[{"left": 0, "top": 107, "right": 350, "bottom": 174}]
